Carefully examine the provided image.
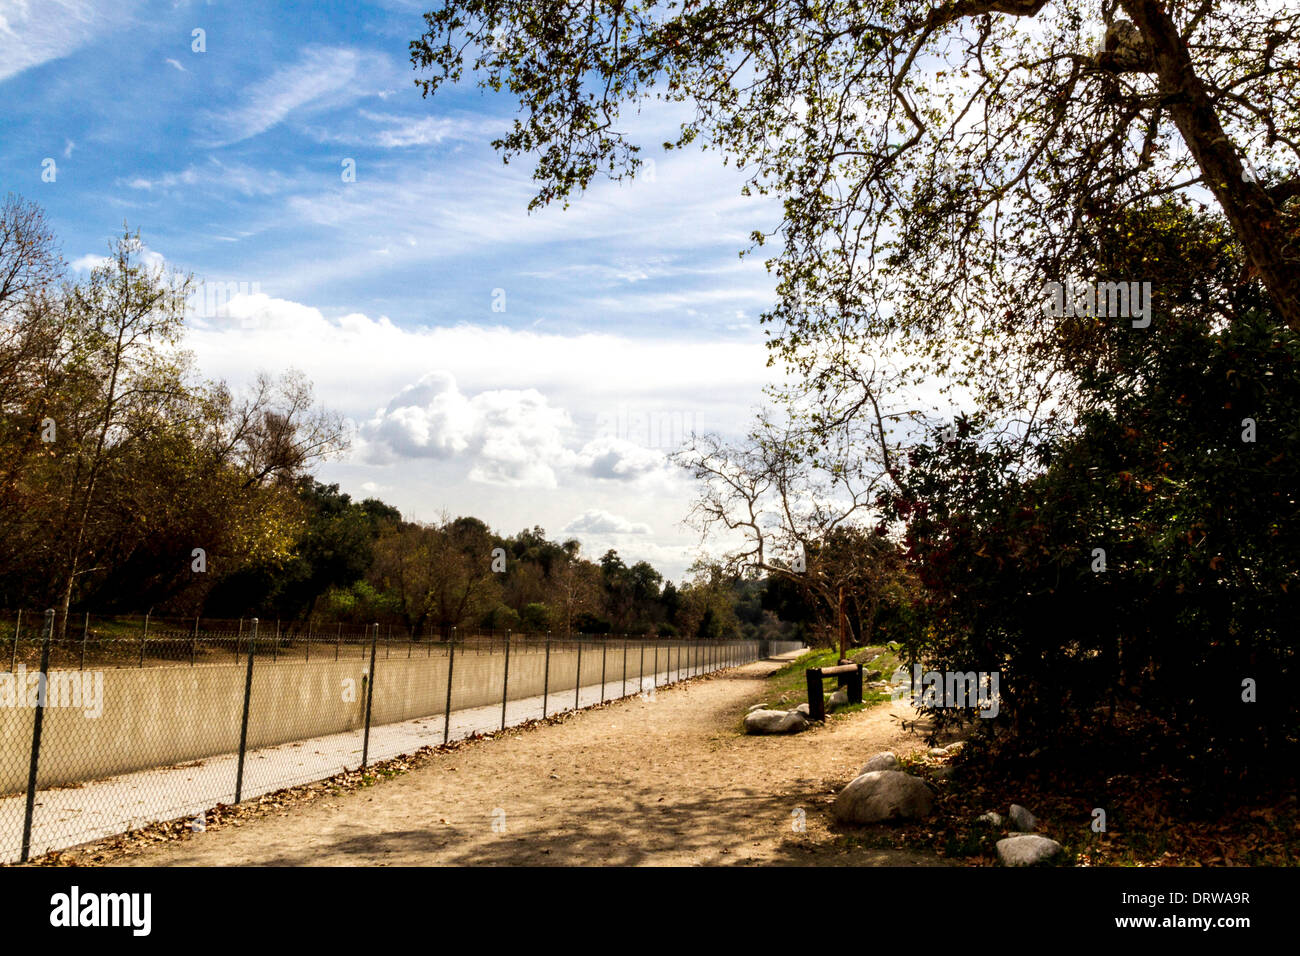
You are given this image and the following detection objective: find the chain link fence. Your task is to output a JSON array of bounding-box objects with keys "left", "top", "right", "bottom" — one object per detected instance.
[{"left": 0, "top": 609, "right": 797, "bottom": 863}]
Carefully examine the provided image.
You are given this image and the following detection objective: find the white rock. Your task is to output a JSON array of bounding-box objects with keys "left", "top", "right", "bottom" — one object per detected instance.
[
  {"left": 996, "top": 834, "right": 1062, "bottom": 866},
  {"left": 928, "top": 747, "right": 949, "bottom": 756},
  {"left": 943, "top": 741, "right": 965, "bottom": 753},
  {"left": 1008, "top": 804, "right": 1038, "bottom": 832},
  {"left": 747, "top": 703, "right": 770, "bottom": 713},
  {"left": 833, "top": 771, "right": 934, "bottom": 824},
  {"left": 795, "top": 702, "right": 811, "bottom": 715},
  {"left": 743, "top": 709, "right": 810, "bottom": 735},
  {"left": 859, "top": 752, "right": 899, "bottom": 774},
  {"left": 977, "top": 811, "right": 1004, "bottom": 826},
  {"left": 827, "top": 687, "right": 849, "bottom": 708}
]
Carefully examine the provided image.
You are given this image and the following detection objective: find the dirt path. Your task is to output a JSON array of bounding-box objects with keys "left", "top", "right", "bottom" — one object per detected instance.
[{"left": 89, "top": 657, "right": 948, "bottom": 866}]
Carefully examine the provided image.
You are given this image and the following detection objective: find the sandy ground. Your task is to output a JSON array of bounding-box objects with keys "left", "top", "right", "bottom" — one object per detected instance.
[{"left": 85, "top": 655, "right": 948, "bottom": 867}]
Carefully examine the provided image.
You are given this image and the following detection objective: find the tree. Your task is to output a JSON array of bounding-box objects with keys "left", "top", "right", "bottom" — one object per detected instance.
[
  {"left": 49, "top": 228, "right": 193, "bottom": 633},
  {"left": 0, "top": 199, "right": 66, "bottom": 592},
  {"left": 675, "top": 562, "right": 742, "bottom": 640},
  {"left": 370, "top": 515, "right": 502, "bottom": 637},
  {"left": 674, "top": 403, "right": 915, "bottom": 647},
  {"left": 207, "top": 369, "right": 349, "bottom": 491},
  {"left": 890, "top": 205, "right": 1298, "bottom": 780},
  {"left": 549, "top": 546, "right": 602, "bottom": 636},
  {"left": 411, "top": 0, "right": 1300, "bottom": 386}
]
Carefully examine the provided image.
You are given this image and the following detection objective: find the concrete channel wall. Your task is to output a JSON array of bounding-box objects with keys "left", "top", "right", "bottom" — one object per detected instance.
[{"left": 0, "top": 640, "right": 761, "bottom": 792}]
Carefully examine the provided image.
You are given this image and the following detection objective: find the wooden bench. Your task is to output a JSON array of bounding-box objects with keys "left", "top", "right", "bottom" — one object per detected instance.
[{"left": 805, "top": 662, "right": 863, "bottom": 721}]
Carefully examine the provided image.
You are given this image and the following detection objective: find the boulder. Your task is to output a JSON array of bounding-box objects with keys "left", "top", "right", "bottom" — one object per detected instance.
[
  {"left": 859, "top": 752, "right": 899, "bottom": 774},
  {"left": 827, "top": 687, "right": 849, "bottom": 709},
  {"left": 833, "top": 771, "right": 934, "bottom": 824},
  {"left": 747, "top": 703, "right": 770, "bottom": 713},
  {"left": 977, "top": 811, "right": 1004, "bottom": 826},
  {"left": 744, "top": 709, "right": 810, "bottom": 735},
  {"left": 928, "top": 747, "right": 949, "bottom": 756},
  {"left": 996, "top": 834, "right": 1062, "bottom": 867},
  {"left": 1008, "top": 803, "right": 1038, "bottom": 832},
  {"left": 943, "top": 741, "right": 965, "bottom": 754},
  {"left": 795, "top": 702, "right": 811, "bottom": 715}
]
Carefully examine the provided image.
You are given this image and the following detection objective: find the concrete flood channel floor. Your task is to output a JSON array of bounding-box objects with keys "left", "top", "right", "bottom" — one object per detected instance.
[{"left": 1, "top": 666, "right": 703, "bottom": 863}]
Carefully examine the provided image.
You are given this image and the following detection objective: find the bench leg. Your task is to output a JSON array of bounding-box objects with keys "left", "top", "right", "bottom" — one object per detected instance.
[{"left": 806, "top": 669, "right": 825, "bottom": 721}]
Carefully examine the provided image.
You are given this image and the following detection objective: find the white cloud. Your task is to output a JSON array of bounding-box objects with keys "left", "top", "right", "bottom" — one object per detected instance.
[
  {"left": 180, "top": 292, "right": 777, "bottom": 580},
  {"left": 0, "top": 0, "right": 138, "bottom": 83},
  {"left": 165, "top": 57, "right": 187, "bottom": 73},
  {"left": 71, "top": 246, "right": 167, "bottom": 276},
  {"left": 123, "top": 159, "right": 301, "bottom": 197},
  {"left": 188, "top": 292, "right": 772, "bottom": 429},
  {"left": 571, "top": 436, "right": 670, "bottom": 482},
  {"left": 563, "top": 509, "right": 653, "bottom": 536},
  {"left": 361, "top": 371, "right": 576, "bottom": 488},
  {"left": 70, "top": 253, "right": 109, "bottom": 272},
  {"left": 265, "top": 135, "right": 780, "bottom": 299},
  {"left": 307, "top": 109, "right": 506, "bottom": 148},
  {"left": 203, "top": 46, "right": 391, "bottom": 146},
  {"left": 362, "top": 371, "right": 479, "bottom": 460}
]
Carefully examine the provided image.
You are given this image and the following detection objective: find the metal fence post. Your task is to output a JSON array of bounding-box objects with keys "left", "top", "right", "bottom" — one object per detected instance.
[
  {"left": 442, "top": 638, "right": 456, "bottom": 745},
  {"left": 191, "top": 615, "right": 199, "bottom": 666},
  {"left": 19, "top": 609, "right": 54, "bottom": 862},
  {"left": 81, "top": 612, "right": 88, "bottom": 671},
  {"left": 234, "top": 618, "right": 257, "bottom": 803},
  {"left": 600, "top": 639, "right": 607, "bottom": 703},
  {"left": 139, "top": 612, "right": 148, "bottom": 667},
  {"left": 361, "top": 623, "right": 378, "bottom": 769},
  {"left": 622, "top": 639, "right": 628, "bottom": 697},
  {"left": 9, "top": 609, "right": 20, "bottom": 672},
  {"left": 542, "top": 633, "right": 551, "bottom": 718},
  {"left": 654, "top": 643, "right": 658, "bottom": 689},
  {"left": 639, "top": 642, "right": 645, "bottom": 694},
  {"left": 273, "top": 619, "right": 279, "bottom": 663},
  {"left": 574, "top": 640, "right": 582, "bottom": 711},
  {"left": 500, "top": 631, "right": 512, "bottom": 730}
]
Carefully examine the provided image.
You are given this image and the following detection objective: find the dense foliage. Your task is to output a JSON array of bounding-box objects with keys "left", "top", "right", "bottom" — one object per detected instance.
[{"left": 890, "top": 206, "right": 1298, "bottom": 778}]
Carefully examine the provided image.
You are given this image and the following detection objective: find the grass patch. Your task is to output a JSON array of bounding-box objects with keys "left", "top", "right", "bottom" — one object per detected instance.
[{"left": 747, "top": 643, "right": 904, "bottom": 721}]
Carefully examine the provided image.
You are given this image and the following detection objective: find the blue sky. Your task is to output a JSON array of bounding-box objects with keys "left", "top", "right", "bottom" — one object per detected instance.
[{"left": 1, "top": 0, "right": 786, "bottom": 580}]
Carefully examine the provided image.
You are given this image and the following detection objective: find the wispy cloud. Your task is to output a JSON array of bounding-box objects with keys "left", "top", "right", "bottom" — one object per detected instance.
[
  {"left": 120, "top": 158, "right": 299, "bottom": 197},
  {"left": 0, "top": 0, "right": 135, "bottom": 83},
  {"left": 202, "top": 46, "right": 391, "bottom": 146},
  {"left": 306, "top": 109, "right": 507, "bottom": 148}
]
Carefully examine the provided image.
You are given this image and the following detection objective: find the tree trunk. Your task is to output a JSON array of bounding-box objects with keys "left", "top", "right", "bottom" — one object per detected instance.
[{"left": 1121, "top": 0, "right": 1300, "bottom": 330}]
